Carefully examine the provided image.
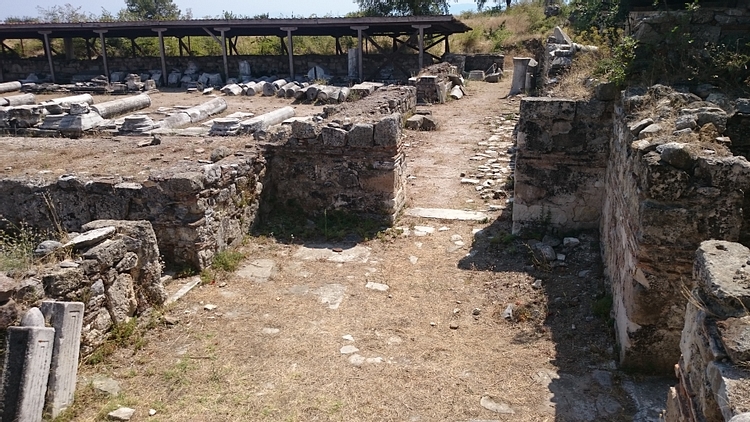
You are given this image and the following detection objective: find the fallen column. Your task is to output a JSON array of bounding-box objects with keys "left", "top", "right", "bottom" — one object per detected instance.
[
  {"left": 209, "top": 117, "right": 241, "bottom": 136},
  {"left": 0, "top": 93, "right": 36, "bottom": 107},
  {"left": 277, "top": 82, "right": 297, "bottom": 98},
  {"left": 450, "top": 85, "right": 464, "bottom": 100},
  {"left": 185, "top": 97, "right": 226, "bottom": 123},
  {"left": 40, "top": 301, "right": 85, "bottom": 419},
  {"left": 316, "top": 86, "right": 338, "bottom": 103},
  {"left": 306, "top": 84, "right": 322, "bottom": 101},
  {"left": 159, "top": 97, "right": 227, "bottom": 129},
  {"left": 0, "top": 81, "right": 22, "bottom": 94},
  {"left": 91, "top": 94, "right": 151, "bottom": 119},
  {"left": 240, "top": 106, "right": 295, "bottom": 133},
  {"left": 43, "top": 93, "right": 94, "bottom": 107},
  {"left": 0, "top": 307, "right": 55, "bottom": 422},
  {"left": 338, "top": 87, "right": 350, "bottom": 102}
]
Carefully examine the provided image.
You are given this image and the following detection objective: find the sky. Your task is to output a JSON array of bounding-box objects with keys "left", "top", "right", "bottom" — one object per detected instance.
[{"left": 0, "top": 0, "right": 478, "bottom": 21}]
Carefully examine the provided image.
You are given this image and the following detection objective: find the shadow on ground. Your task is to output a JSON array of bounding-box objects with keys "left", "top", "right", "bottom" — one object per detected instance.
[{"left": 458, "top": 212, "right": 671, "bottom": 421}]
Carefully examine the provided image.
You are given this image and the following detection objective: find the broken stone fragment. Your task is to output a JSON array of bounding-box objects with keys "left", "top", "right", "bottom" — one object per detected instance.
[{"left": 657, "top": 142, "right": 695, "bottom": 171}]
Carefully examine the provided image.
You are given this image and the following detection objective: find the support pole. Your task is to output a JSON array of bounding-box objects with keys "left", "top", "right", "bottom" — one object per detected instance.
[
  {"left": 280, "top": 27, "right": 297, "bottom": 80},
  {"left": 351, "top": 26, "right": 368, "bottom": 82},
  {"left": 445, "top": 35, "right": 450, "bottom": 54},
  {"left": 94, "top": 30, "right": 109, "bottom": 82},
  {"left": 214, "top": 27, "right": 231, "bottom": 82},
  {"left": 152, "top": 28, "right": 168, "bottom": 86},
  {"left": 412, "top": 25, "right": 431, "bottom": 71},
  {"left": 39, "top": 31, "right": 56, "bottom": 83}
]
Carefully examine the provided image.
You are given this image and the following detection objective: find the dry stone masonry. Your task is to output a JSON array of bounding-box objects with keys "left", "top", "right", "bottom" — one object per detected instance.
[
  {"left": 0, "top": 152, "right": 265, "bottom": 269},
  {"left": 263, "top": 86, "right": 416, "bottom": 222},
  {"left": 513, "top": 82, "right": 750, "bottom": 374},
  {"left": 512, "top": 95, "right": 614, "bottom": 236},
  {"left": 665, "top": 240, "right": 750, "bottom": 421}
]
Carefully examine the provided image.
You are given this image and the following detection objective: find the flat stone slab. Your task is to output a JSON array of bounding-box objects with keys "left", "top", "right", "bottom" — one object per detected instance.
[
  {"left": 480, "top": 396, "right": 514, "bottom": 414},
  {"left": 405, "top": 208, "right": 489, "bottom": 221},
  {"left": 236, "top": 259, "right": 276, "bottom": 283},
  {"left": 293, "top": 244, "right": 370, "bottom": 263},
  {"left": 315, "top": 283, "right": 346, "bottom": 309},
  {"left": 64, "top": 226, "right": 116, "bottom": 249},
  {"left": 164, "top": 276, "right": 201, "bottom": 305}
]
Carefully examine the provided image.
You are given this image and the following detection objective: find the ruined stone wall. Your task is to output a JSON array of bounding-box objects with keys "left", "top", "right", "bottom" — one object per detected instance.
[
  {"left": 512, "top": 96, "right": 613, "bottom": 236},
  {"left": 601, "top": 87, "right": 750, "bottom": 373},
  {"left": 263, "top": 86, "right": 416, "bottom": 221},
  {"left": 2, "top": 220, "right": 166, "bottom": 354},
  {"left": 0, "top": 154, "right": 265, "bottom": 269},
  {"left": 665, "top": 240, "right": 750, "bottom": 422},
  {"left": 631, "top": 7, "right": 750, "bottom": 47},
  {"left": 0, "top": 53, "right": 425, "bottom": 83}
]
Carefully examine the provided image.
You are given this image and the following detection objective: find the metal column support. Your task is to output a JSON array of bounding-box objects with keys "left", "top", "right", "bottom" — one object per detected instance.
[
  {"left": 94, "top": 30, "right": 109, "bottom": 82},
  {"left": 39, "top": 31, "right": 56, "bottom": 83},
  {"left": 214, "top": 27, "right": 230, "bottom": 82},
  {"left": 412, "top": 25, "right": 431, "bottom": 71},
  {"left": 444, "top": 35, "right": 450, "bottom": 54},
  {"left": 152, "top": 28, "right": 168, "bottom": 86},
  {"left": 351, "top": 26, "right": 368, "bottom": 82},
  {"left": 280, "top": 27, "right": 297, "bottom": 80}
]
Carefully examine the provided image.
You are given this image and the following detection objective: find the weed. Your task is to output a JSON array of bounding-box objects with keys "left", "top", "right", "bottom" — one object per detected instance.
[
  {"left": 592, "top": 295, "right": 613, "bottom": 319},
  {"left": 212, "top": 249, "right": 245, "bottom": 272},
  {"left": 163, "top": 358, "right": 194, "bottom": 385},
  {"left": 0, "top": 218, "right": 42, "bottom": 273},
  {"left": 84, "top": 318, "right": 146, "bottom": 365}
]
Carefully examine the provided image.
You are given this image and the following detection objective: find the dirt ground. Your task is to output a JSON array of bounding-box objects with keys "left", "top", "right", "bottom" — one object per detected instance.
[{"left": 2, "top": 80, "right": 671, "bottom": 421}]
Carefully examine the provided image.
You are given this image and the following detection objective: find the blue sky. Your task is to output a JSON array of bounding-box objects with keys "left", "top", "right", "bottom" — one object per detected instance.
[{"left": 0, "top": 0, "right": 478, "bottom": 21}]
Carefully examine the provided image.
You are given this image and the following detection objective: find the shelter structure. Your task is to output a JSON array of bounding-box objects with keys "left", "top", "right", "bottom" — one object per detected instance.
[{"left": 0, "top": 16, "right": 471, "bottom": 83}]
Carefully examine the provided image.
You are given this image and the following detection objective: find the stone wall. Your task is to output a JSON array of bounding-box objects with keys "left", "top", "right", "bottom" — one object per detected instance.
[
  {"left": 0, "top": 153, "right": 265, "bottom": 269},
  {"left": 1, "top": 220, "right": 166, "bottom": 354},
  {"left": 631, "top": 7, "right": 750, "bottom": 47},
  {"left": 263, "top": 86, "right": 416, "bottom": 222},
  {"left": 511, "top": 95, "right": 614, "bottom": 236},
  {"left": 600, "top": 86, "right": 750, "bottom": 373},
  {"left": 0, "top": 53, "right": 426, "bottom": 83},
  {"left": 665, "top": 240, "right": 750, "bottom": 421}
]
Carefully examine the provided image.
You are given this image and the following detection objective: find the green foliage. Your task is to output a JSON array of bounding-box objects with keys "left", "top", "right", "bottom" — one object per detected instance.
[
  {"left": 356, "top": 0, "right": 450, "bottom": 16},
  {"left": 36, "top": 3, "right": 93, "bottom": 22},
  {"left": 570, "top": 0, "right": 628, "bottom": 32},
  {"left": 124, "top": 0, "right": 180, "bottom": 20},
  {"left": 593, "top": 34, "right": 637, "bottom": 87},
  {"left": 85, "top": 318, "right": 145, "bottom": 365},
  {"left": 592, "top": 295, "right": 613, "bottom": 319},
  {"left": 0, "top": 219, "right": 42, "bottom": 273},
  {"left": 212, "top": 250, "right": 245, "bottom": 272}
]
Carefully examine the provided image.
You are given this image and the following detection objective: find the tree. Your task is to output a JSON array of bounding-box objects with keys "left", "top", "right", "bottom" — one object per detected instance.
[
  {"left": 123, "top": 0, "right": 181, "bottom": 20},
  {"left": 356, "top": 0, "right": 450, "bottom": 16},
  {"left": 36, "top": 4, "right": 93, "bottom": 22}
]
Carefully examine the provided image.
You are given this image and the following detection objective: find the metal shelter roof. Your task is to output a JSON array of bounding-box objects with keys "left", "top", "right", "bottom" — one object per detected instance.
[{"left": 0, "top": 15, "right": 471, "bottom": 40}]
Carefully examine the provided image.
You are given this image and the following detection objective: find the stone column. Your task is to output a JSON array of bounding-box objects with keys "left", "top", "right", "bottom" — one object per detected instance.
[
  {"left": 509, "top": 57, "right": 532, "bottom": 96},
  {"left": 351, "top": 26, "right": 368, "bottom": 82},
  {"left": 1, "top": 307, "right": 55, "bottom": 422},
  {"left": 38, "top": 31, "right": 56, "bottom": 83},
  {"left": 40, "top": 301, "right": 85, "bottom": 419},
  {"left": 280, "top": 27, "right": 297, "bottom": 80},
  {"left": 412, "top": 25, "right": 431, "bottom": 71},
  {"left": 214, "top": 27, "right": 231, "bottom": 83},
  {"left": 152, "top": 28, "right": 168, "bottom": 87},
  {"left": 94, "top": 30, "right": 109, "bottom": 83}
]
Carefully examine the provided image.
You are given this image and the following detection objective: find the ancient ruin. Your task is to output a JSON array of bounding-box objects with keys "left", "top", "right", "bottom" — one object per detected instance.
[{"left": 1, "top": 4, "right": 750, "bottom": 421}]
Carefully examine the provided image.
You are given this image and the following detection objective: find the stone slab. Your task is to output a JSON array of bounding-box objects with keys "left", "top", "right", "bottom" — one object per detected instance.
[
  {"left": 236, "top": 259, "right": 276, "bottom": 283},
  {"left": 39, "top": 301, "right": 85, "bottom": 418},
  {"left": 293, "top": 244, "right": 370, "bottom": 263},
  {"left": 405, "top": 207, "right": 489, "bottom": 221},
  {"left": 164, "top": 276, "right": 201, "bottom": 305}
]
